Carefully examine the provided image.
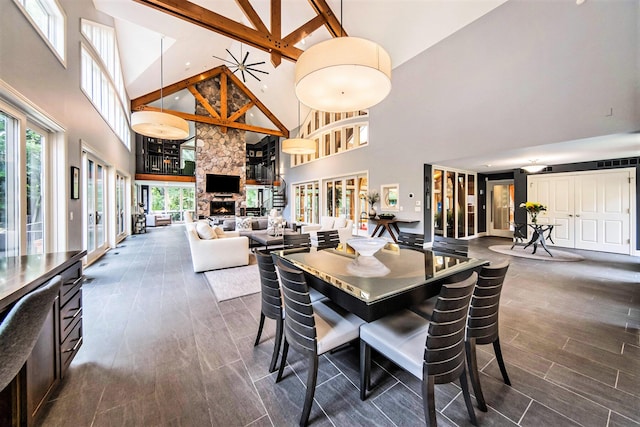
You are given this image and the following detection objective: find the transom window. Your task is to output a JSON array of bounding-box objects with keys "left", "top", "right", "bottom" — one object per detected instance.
[{"left": 14, "top": 0, "right": 66, "bottom": 64}]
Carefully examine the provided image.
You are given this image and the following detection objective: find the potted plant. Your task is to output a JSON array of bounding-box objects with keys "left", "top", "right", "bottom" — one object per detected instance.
[{"left": 366, "top": 191, "right": 380, "bottom": 218}]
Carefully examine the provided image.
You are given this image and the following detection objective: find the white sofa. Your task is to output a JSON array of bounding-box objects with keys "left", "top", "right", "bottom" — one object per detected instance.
[
  {"left": 185, "top": 223, "right": 249, "bottom": 272},
  {"left": 301, "top": 216, "right": 354, "bottom": 245}
]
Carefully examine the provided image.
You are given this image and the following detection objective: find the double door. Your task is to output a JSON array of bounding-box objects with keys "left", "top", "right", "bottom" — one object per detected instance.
[{"left": 527, "top": 169, "right": 633, "bottom": 254}]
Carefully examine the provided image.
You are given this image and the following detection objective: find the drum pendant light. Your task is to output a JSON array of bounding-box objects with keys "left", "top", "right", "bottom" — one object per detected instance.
[
  {"left": 282, "top": 102, "right": 315, "bottom": 155},
  {"left": 131, "top": 37, "right": 189, "bottom": 140},
  {"left": 294, "top": 0, "right": 391, "bottom": 113}
]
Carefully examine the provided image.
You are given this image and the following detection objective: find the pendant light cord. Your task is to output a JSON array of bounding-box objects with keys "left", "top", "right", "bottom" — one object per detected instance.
[
  {"left": 160, "top": 37, "right": 164, "bottom": 112},
  {"left": 340, "top": 0, "right": 343, "bottom": 37}
]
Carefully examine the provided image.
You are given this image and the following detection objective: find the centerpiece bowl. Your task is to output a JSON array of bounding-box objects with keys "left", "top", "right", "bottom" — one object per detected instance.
[{"left": 347, "top": 237, "right": 387, "bottom": 256}]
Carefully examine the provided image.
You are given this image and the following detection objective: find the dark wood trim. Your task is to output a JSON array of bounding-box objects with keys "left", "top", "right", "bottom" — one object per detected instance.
[{"left": 135, "top": 173, "right": 196, "bottom": 182}]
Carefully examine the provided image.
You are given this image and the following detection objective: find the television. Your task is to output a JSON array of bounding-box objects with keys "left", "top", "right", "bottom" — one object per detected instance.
[{"left": 206, "top": 174, "right": 240, "bottom": 194}]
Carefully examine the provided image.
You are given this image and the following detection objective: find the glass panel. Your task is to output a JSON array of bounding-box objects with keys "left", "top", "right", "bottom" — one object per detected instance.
[
  {"left": 358, "top": 125, "right": 368, "bottom": 145},
  {"left": 345, "top": 178, "right": 355, "bottom": 220},
  {"left": 492, "top": 184, "right": 512, "bottom": 231},
  {"left": 324, "top": 112, "right": 330, "bottom": 125},
  {"left": 457, "top": 173, "right": 466, "bottom": 238},
  {"left": 446, "top": 171, "right": 455, "bottom": 237},
  {"left": 324, "top": 134, "right": 331, "bottom": 156},
  {"left": 87, "top": 159, "right": 95, "bottom": 252},
  {"left": 345, "top": 127, "right": 354, "bottom": 149},
  {"left": 326, "top": 181, "right": 334, "bottom": 216},
  {"left": 26, "top": 128, "right": 45, "bottom": 254},
  {"left": 467, "top": 174, "right": 475, "bottom": 235},
  {"left": 150, "top": 186, "right": 165, "bottom": 212},
  {"left": 334, "top": 130, "right": 342, "bottom": 152},
  {"left": 0, "top": 111, "right": 19, "bottom": 258},
  {"left": 96, "top": 164, "right": 105, "bottom": 247},
  {"left": 314, "top": 112, "right": 319, "bottom": 130},
  {"left": 116, "top": 174, "right": 125, "bottom": 235},
  {"left": 167, "top": 187, "right": 181, "bottom": 221},
  {"left": 433, "top": 169, "right": 443, "bottom": 236}
]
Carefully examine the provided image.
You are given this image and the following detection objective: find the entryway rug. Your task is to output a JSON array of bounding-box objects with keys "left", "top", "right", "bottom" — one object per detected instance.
[
  {"left": 489, "top": 245, "right": 584, "bottom": 262},
  {"left": 203, "top": 255, "right": 260, "bottom": 301}
]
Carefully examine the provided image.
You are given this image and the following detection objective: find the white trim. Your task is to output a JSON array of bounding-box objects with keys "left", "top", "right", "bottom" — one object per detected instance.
[{"left": 12, "top": 0, "right": 67, "bottom": 67}]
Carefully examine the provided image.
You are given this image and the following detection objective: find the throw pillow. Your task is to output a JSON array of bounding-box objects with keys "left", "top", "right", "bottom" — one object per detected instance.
[
  {"left": 235, "top": 216, "right": 253, "bottom": 231},
  {"left": 196, "top": 221, "right": 217, "bottom": 240},
  {"left": 267, "top": 215, "right": 284, "bottom": 236},
  {"left": 222, "top": 219, "right": 235, "bottom": 231},
  {"left": 212, "top": 225, "right": 226, "bottom": 238},
  {"left": 334, "top": 217, "right": 347, "bottom": 229}
]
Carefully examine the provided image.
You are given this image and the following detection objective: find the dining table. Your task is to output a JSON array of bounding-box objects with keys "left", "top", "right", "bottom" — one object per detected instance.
[
  {"left": 522, "top": 223, "right": 557, "bottom": 257},
  {"left": 272, "top": 243, "right": 487, "bottom": 322},
  {"left": 369, "top": 217, "right": 419, "bottom": 243}
]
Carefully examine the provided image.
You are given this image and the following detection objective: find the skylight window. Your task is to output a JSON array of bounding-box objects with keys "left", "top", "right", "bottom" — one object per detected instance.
[{"left": 14, "top": 0, "right": 66, "bottom": 65}]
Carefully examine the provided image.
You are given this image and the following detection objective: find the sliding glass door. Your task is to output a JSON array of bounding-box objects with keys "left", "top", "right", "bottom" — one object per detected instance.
[{"left": 84, "top": 153, "right": 108, "bottom": 264}]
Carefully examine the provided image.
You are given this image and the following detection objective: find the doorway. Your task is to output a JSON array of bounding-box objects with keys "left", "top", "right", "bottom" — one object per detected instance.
[
  {"left": 487, "top": 180, "right": 514, "bottom": 238},
  {"left": 84, "top": 152, "right": 109, "bottom": 264}
]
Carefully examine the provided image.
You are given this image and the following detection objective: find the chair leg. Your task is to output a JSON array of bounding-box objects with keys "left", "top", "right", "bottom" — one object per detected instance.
[
  {"left": 459, "top": 367, "right": 478, "bottom": 426},
  {"left": 421, "top": 375, "right": 437, "bottom": 427},
  {"left": 465, "top": 339, "right": 488, "bottom": 412},
  {"left": 254, "top": 312, "right": 265, "bottom": 346},
  {"left": 359, "top": 340, "right": 371, "bottom": 401},
  {"left": 299, "top": 354, "right": 319, "bottom": 427},
  {"left": 269, "top": 316, "right": 283, "bottom": 373},
  {"left": 276, "top": 339, "right": 289, "bottom": 383},
  {"left": 493, "top": 338, "right": 511, "bottom": 386}
]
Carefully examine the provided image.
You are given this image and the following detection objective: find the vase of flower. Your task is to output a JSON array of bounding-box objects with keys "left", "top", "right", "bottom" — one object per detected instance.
[
  {"left": 519, "top": 201, "right": 546, "bottom": 224},
  {"left": 367, "top": 191, "right": 380, "bottom": 219}
]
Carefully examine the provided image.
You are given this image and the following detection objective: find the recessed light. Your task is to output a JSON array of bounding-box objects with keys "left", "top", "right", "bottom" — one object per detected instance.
[
  {"left": 185, "top": 62, "right": 191, "bottom": 66},
  {"left": 174, "top": 96, "right": 180, "bottom": 100},
  {"left": 576, "top": 0, "right": 585, "bottom": 4},
  {"left": 485, "top": 164, "right": 492, "bottom": 168}
]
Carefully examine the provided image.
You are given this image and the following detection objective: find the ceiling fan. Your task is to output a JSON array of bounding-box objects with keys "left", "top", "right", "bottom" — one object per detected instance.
[{"left": 212, "top": 45, "right": 269, "bottom": 83}]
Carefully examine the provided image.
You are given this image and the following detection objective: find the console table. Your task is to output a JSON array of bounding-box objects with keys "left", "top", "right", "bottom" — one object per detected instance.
[
  {"left": 370, "top": 217, "right": 419, "bottom": 243},
  {"left": 0, "top": 251, "right": 86, "bottom": 426}
]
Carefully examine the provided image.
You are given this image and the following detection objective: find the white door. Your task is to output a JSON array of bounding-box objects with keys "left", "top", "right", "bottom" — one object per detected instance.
[
  {"left": 84, "top": 153, "right": 109, "bottom": 264},
  {"left": 528, "top": 170, "right": 632, "bottom": 254},
  {"left": 487, "top": 180, "right": 514, "bottom": 238}
]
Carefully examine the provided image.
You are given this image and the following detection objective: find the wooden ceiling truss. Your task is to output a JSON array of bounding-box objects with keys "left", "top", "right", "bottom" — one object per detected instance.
[
  {"left": 133, "top": 0, "right": 347, "bottom": 67},
  {"left": 130, "top": 65, "right": 289, "bottom": 138}
]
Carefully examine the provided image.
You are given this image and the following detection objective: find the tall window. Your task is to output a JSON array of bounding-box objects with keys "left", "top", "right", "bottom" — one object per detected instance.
[
  {"left": 149, "top": 184, "right": 195, "bottom": 222},
  {"left": 116, "top": 174, "right": 126, "bottom": 236},
  {"left": 80, "top": 19, "right": 130, "bottom": 148},
  {"left": 0, "top": 111, "right": 19, "bottom": 257},
  {"left": 26, "top": 127, "right": 46, "bottom": 254},
  {"left": 14, "top": 0, "right": 66, "bottom": 64}
]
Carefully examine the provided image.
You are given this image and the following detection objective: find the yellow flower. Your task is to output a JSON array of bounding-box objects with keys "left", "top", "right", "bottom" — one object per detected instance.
[{"left": 519, "top": 201, "right": 547, "bottom": 213}]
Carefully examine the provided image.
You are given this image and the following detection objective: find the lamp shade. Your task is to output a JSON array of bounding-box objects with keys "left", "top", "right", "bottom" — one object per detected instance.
[
  {"left": 295, "top": 37, "right": 392, "bottom": 112},
  {"left": 282, "top": 138, "right": 316, "bottom": 155},
  {"left": 131, "top": 110, "right": 189, "bottom": 140}
]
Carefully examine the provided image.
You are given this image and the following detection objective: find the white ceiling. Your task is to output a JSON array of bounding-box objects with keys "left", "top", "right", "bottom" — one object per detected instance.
[{"left": 96, "top": 0, "right": 639, "bottom": 171}]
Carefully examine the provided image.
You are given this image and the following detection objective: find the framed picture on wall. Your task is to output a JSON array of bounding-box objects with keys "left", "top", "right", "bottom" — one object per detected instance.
[
  {"left": 70, "top": 166, "right": 80, "bottom": 199},
  {"left": 380, "top": 183, "right": 399, "bottom": 211}
]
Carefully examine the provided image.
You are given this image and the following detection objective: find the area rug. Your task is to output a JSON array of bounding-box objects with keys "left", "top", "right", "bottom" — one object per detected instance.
[
  {"left": 489, "top": 245, "right": 584, "bottom": 262},
  {"left": 203, "top": 255, "right": 260, "bottom": 301}
]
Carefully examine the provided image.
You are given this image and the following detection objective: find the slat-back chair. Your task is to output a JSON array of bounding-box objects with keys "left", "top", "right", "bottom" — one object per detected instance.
[
  {"left": 432, "top": 235, "right": 469, "bottom": 257},
  {"left": 360, "top": 273, "right": 478, "bottom": 426},
  {"left": 315, "top": 230, "right": 340, "bottom": 249},
  {"left": 397, "top": 232, "right": 425, "bottom": 249},
  {"left": 283, "top": 233, "right": 311, "bottom": 249},
  {"left": 275, "top": 260, "right": 364, "bottom": 426},
  {"left": 465, "top": 260, "right": 511, "bottom": 411}
]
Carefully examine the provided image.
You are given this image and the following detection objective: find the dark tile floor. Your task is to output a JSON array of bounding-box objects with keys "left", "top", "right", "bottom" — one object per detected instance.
[{"left": 39, "top": 225, "right": 639, "bottom": 426}]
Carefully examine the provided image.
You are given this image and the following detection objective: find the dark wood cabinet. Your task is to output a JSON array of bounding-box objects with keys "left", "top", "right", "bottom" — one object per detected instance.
[
  {"left": 135, "top": 133, "right": 185, "bottom": 175},
  {"left": 0, "top": 251, "right": 85, "bottom": 426},
  {"left": 246, "top": 136, "right": 279, "bottom": 185}
]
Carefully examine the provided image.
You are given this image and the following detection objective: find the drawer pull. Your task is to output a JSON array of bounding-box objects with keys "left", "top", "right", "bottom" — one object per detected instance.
[
  {"left": 65, "top": 275, "right": 84, "bottom": 287},
  {"left": 63, "top": 337, "right": 83, "bottom": 353}
]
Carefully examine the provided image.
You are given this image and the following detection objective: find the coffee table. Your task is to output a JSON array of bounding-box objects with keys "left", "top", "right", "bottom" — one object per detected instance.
[{"left": 249, "top": 229, "right": 297, "bottom": 251}]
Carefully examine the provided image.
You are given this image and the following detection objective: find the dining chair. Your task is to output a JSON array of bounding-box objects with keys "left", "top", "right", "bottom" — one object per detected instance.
[
  {"left": 432, "top": 235, "right": 469, "bottom": 256},
  {"left": 397, "top": 231, "right": 425, "bottom": 249},
  {"left": 254, "top": 250, "right": 327, "bottom": 373},
  {"left": 283, "top": 232, "right": 311, "bottom": 249},
  {"left": 0, "top": 275, "right": 62, "bottom": 391},
  {"left": 315, "top": 230, "right": 340, "bottom": 249},
  {"left": 465, "top": 260, "right": 511, "bottom": 411},
  {"left": 360, "top": 273, "right": 478, "bottom": 427},
  {"left": 275, "top": 260, "right": 364, "bottom": 427}
]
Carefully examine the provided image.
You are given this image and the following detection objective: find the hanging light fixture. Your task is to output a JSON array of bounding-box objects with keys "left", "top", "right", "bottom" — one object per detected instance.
[
  {"left": 131, "top": 37, "right": 189, "bottom": 140},
  {"left": 282, "top": 102, "right": 315, "bottom": 155},
  {"left": 294, "top": 0, "right": 391, "bottom": 113},
  {"left": 521, "top": 160, "right": 548, "bottom": 173}
]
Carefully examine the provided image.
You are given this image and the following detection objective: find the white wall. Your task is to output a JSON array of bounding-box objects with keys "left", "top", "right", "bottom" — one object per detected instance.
[
  {"left": 0, "top": 0, "right": 136, "bottom": 250},
  {"left": 283, "top": 0, "right": 640, "bottom": 233}
]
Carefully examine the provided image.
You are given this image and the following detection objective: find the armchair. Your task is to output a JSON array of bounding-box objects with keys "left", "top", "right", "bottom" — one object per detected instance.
[{"left": 301, "top": 215, "right": 354, "bottom": 245}]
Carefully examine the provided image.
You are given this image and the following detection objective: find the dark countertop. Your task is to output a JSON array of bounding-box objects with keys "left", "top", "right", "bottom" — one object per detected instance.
[{"left": 0, "top": 251, "right": 86, "bottom": 312}]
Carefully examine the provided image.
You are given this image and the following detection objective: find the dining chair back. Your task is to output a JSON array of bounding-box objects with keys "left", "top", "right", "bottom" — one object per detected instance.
[
  {"left": 0, "top": 275, "right": 62, "bottom": 391},
  {"left": 315, "top": 230, "right": 340, "bottom": 249},
  {"left": 254, "top": 250, "right": 284, "bottom": 372},
  {"left": 275, "top": 260, "right": 364, "bottom": 426},
  {"left": 465, "top": 260, "right": 511, "bottom": 411},
  {"left": 397, "top": 232, "right": 425, "bottom": 249},
  {"left": 432, "top": 235, "right": 469, "bottom": 256},
  {"left": 360, "top": 272, "right": 478, "bottom": 426},
  {"left": 283, "top": 233, "right": 311, "bottom": 249}
]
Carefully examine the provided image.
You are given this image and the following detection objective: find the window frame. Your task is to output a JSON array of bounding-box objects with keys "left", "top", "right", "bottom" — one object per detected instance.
[{"left": 13, "top": 0, "right": 67, "bottom": 66}]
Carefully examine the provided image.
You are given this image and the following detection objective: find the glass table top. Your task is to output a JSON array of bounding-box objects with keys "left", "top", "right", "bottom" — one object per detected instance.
[{"left": 273, "top": 243, "right": 486, "bottom": 304}]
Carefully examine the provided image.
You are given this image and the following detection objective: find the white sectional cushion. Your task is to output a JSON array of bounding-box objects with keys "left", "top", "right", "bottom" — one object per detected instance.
[
  {"left": 196, "top": 221, "right": 217, "bottom": 240},
  {"left": 334, "top": 216, "right": 347, "bottom": 229},
  {"left": 320, "top": 216, "right": 335, "bottom": 230}
]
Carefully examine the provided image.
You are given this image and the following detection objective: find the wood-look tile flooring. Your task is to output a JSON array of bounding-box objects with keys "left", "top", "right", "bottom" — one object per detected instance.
[{"left": 39, "top": 226, "right": 639, "bottom": 426}]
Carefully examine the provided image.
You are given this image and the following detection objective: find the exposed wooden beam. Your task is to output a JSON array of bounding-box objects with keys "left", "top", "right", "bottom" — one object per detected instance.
[
  {"left": 270, "top": 0, "right": 282, "bottom": 67},
  {"left": 131, "top": 66, "right": 225, "bottom": 110},
  {"left": 235, "top": 0, "right": 268, "bottom": 34},
  {"left": 137, "top": 106, "right": 287, "bottom": 137},
  {"left": 135, "top": 173, "right": 196, "bottom": 183},
  {"left": 134, "top": 0, "right": 303, "bottom": 63},
  {"left": 307, "top": 0, "right": 347, "bottom": 38},
  {"left": 220, "top": 72, "right": 228, "bottom": 132},
  {"left": 187, "top": 86, "right": 220, "bottom": 119},
  {"left": 282, "top": 14, "right": 326, "bottom": 47},
  {"left": 228, "top": 101, "right": 254, "bottom": 122}
]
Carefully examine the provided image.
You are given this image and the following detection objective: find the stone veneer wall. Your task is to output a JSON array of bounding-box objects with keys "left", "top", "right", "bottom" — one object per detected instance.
[{"left": 195, "top": 76, "right": 250, "bottom": 217}]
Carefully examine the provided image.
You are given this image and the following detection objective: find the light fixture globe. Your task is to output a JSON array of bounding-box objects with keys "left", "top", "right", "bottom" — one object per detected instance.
[
  {"left": 282, "top": 138, "right": 315, "bottom": 155},
  {"left": 131, "top": 111, "right": 189, "bottom": 140},
  {"left": 521, "top": 160, "right": 547, "bottom": 173},
  {"left": 295, "top": 37, "right": 392, "bottom": 112}
]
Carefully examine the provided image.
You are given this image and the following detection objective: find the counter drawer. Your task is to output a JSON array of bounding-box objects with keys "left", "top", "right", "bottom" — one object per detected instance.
[
  {"left": 60, "top": 318, "right": 82, "bottom": 374},
  {"left": 60, "top": 261, "right": 83, "bottom": 307},
  {"left": 60, "top": 289, "right": 82, "bottom": 342}
]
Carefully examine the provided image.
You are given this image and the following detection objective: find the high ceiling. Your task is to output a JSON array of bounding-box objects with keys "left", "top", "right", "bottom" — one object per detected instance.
[{"left": 96, "top": 0, "right": 639, "bottom": 170}]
